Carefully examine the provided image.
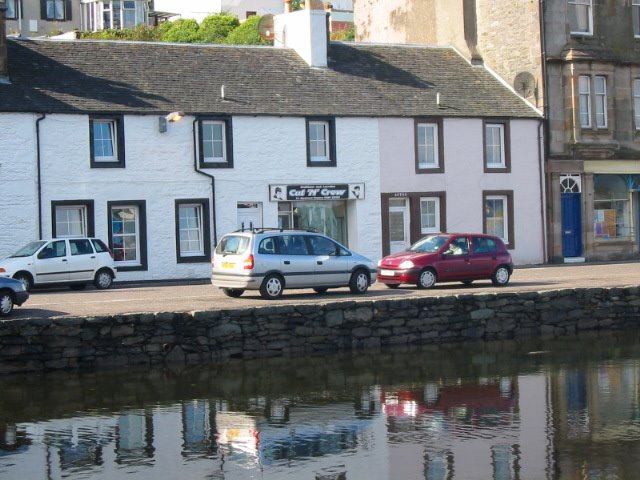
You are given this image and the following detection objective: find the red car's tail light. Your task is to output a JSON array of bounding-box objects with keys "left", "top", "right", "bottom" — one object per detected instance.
[{"left": 243, "top": 254, "right": 255, "bottom": 270}]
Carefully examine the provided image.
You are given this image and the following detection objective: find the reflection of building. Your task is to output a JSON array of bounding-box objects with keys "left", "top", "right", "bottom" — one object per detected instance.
[
  {"left": 552, "top": 362, "right": 640, "bottom": 478},
  {"left": 356, "top": 0, "right": 640, "bottom": 263}
]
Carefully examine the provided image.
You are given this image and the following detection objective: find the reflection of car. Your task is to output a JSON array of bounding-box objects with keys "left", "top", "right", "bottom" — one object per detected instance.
[
  {"left": 377, "top": 233, "right": 513, "bottom": 289},
  {"left": 0, "top": 277, "right": 29, "bottom": 316},
  {"left": 0, "top": 238, "right": 117, "bottom": 291},
  {"left": 212, "top": 228, "right": 377, "bottom": 299}
]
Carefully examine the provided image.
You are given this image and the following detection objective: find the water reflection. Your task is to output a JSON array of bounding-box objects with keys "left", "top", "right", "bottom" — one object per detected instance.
[{"left": 1, "top": 331, "right": 640, "bottom": 479}]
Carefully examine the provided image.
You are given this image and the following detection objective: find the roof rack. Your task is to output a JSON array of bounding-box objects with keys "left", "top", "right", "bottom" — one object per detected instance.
[{"left": 233, "top": 226, "right": 318, "bottom": 234}]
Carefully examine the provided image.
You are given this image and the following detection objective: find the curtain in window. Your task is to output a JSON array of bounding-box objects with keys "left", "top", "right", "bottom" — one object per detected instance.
[
  {"left": 111, "top": 206, "right": 138, "bottom": 262},
  {"left": 417, "top": 124, "right": 437, "bottom": 168},
  {"left": 568, "top": 0, "right": 591, "bottom": 33},
  {"left": 179, "top": 205, "right": 203, "bottom": 255},
  {"left": 578, "top": 76, "right": 591, "bottom": 127},
  {"left": 485, "top": 197, "right": 506, "bottom": 240},
  {"left": 485, "top": 125, "right": 504, "bottom": 167}
]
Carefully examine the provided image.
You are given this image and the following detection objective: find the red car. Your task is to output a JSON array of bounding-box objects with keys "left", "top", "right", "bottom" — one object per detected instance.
[{"left": 377, "top": 233, "right": 513, "bottom": 289}]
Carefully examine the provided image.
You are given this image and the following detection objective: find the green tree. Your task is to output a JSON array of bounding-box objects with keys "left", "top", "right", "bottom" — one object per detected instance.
[
  {"left": 197, "top": 13, "right": 240, "bottom": 43},
  {"left": 226, "top": 15, "right": 271, "bottom": 45},
  {"left": 162, "top": 18, "right": 200, "bottom": 43},
  {"left": 330, "top": 24, "right": 355, "bottom": 42}
]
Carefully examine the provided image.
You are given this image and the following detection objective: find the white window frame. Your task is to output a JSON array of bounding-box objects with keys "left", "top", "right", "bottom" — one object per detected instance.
[
  {"left": 485, "top": 195, "right": 509, "bottom": 244},
  {"left": 92, "top": 119, "right": 117, "bottom": 162},
  {"left": 110, "top": 205, "right": 140, "bottom": 266},
  {"left": 202, "top": 120, "right": 227, "bottom": 163},
  {"left": 417, "top": 123, "right": 439, "bottom": 169},
  {"left": 633, "top": 0, "right": 640, "bottom": 38},
  {"left": 578, "top": 75, "right": 592, "bottom": 128},
  {"left": 420, "top": 197, "right": 440, "bottom": 234},
  {"left": 308, "top": 120, "right": 330, "bottom": 163},
  {"left": 55, "top": 205, "right": 87, "bottom": 237},
  {"left": 178, "top": 204, "right": 204, "bottom": 257},
  {"left": 568, "top": 0, "right": 593, "bottom": 36},
  {"left": 485, "top": 124, "right": 506, "bottom": 168},
  {"left": 634, "top": 79, "right": 640, "bottom": 130},
  {"left": 594, "top": 76, "right": 607, "bottom": 128}
]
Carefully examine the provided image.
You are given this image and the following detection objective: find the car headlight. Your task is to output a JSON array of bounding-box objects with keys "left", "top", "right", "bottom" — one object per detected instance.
[
  {"left": 399, "top": 260, "right": 415, "bottom": 269},
  {"left": 15, "top": 283, "right": 26, "bottom": 292},
  {"left": 377, "top": 259, "right": 383, "bottom": 267},
  {"left": 0, "top": 268, "right": 5, "bottom": 273}
]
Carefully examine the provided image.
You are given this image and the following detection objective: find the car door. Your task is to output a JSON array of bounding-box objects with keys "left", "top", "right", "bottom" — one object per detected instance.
[
  {"left": 470, "top": 236, "right": 500, "bottom": 278},
  {"left": 67, "top": 239, "right": 98, "bottom": 282},
  {"left": 34, "top": 240, "right": 70, "bottom": 284},
  {"left": 308, "top": 235, "right": 349, "bottom": 286},
  {"left": 278, "top": 234, "right": 318, "bottom": 287},
  {"left": 437, "top": 236, "right": 471, "bottom": 281}
]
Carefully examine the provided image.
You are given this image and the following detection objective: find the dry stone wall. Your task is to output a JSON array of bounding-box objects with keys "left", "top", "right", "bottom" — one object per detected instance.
[{"left": 1, "top": 286, "right": 640, "bottom": 374}]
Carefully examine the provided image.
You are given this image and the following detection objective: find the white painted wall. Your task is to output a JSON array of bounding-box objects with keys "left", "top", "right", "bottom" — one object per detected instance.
[
  {"left": 379, "top": 117, "right": 544, "bottom": 265},
  {"left": 0, "top": 113, "right": 39, "bottom": 256},
  {"left": 213, "top": 116, "right": 382, "bottom": 261},
  {"left": 274, "top": 8, "right": 328, "bottom": 68},
  {"left": 153, "top": 0, "right": 284, "bottom": 22}
]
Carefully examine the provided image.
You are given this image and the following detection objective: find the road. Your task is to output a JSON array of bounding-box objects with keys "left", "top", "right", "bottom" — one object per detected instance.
[{"left": 7, "top": 262, "right": 640, "bottom": 319}]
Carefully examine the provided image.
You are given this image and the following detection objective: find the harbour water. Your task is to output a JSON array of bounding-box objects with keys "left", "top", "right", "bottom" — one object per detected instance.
[{"left": 1, "top": 330, "right": 640, "bottom": 479}]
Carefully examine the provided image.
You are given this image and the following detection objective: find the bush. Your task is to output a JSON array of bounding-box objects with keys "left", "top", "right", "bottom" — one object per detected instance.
[
  {"left": 330, "top": 25, "right": 355, "bottom": 42},
  {"left": 226, "top": 15, "right": 271, "bottom": 45},
  {"left": 197, "top": 13, "right": 240, "bottom": 43},
  {"left": 162, "top": 18, "right": 200, "bottom": 43}
]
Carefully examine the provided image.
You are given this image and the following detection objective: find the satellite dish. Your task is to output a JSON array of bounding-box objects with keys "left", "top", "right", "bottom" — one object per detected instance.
[
  {"left": 258, "top": 14, "right": 274, "bottom": 40},
  {"left": 513, "top": 71, "right": 536, "bottom": 99}
]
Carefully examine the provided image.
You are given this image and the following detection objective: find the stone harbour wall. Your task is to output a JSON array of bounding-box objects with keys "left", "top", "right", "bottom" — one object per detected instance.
[{"left": 1, "top": 286, "right": 640, "bottom": 374}]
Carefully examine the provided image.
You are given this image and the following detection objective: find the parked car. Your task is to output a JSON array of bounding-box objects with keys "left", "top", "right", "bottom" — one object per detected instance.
[
  {"left": 0, "top": 238, "right": 117, "bottom": 291},
  {"left": 212, "top": 228, "right": 377, "bottom": 299},
  {"left": 0, "top": 276, "right": 29, "bottom": 316},
  {"left": 377, "top": 233, "right": 513, "bottom": 289}
]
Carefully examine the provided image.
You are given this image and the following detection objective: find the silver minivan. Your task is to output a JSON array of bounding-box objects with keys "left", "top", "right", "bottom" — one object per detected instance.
[{"left": 211, "top": 229, "right": 377, "bottom": 299}]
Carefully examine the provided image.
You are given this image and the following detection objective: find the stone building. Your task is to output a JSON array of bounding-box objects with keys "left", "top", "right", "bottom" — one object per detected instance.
[{"left": 356, "top": 0, "right": 640, "bottom": 263}]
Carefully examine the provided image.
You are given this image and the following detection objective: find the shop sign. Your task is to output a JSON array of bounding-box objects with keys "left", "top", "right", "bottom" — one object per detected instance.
[{"left": 270, "top": 183, "right": 365, "bottom": 201}]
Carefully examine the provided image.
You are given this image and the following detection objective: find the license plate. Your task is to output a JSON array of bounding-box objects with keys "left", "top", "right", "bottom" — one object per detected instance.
[
  {"left": 222, "top": 262, "right": 235, "bottom": 268},
  {"left": 381, "top": 269, "right": 395, "bottom": 276}
]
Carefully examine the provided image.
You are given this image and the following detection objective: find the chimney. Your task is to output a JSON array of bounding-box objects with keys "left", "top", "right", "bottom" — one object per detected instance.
[
  {"left": 275, "top": 3, "right": 328, "bottom": 68},
  {"left": 0, "top": 0, "right": 8, "bottom": 81}
]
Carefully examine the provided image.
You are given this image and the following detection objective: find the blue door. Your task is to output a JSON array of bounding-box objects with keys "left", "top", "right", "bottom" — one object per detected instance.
[{"left": 561, "top": 193, "right": 582, "bottom": 257}]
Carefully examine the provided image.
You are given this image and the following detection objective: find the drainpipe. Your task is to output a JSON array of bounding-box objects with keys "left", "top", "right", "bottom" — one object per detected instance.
[
  {"left": 36, "top": 113, "right": 46, "bottom": 239},
  {"left": 539, "top": 0, "right": 552, "bottom": 263},
  {"left": 192, "top": 118, "right": 217, "bottom": 248}
]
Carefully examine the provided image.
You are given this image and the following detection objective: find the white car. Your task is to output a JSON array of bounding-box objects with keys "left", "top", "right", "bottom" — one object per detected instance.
[{"left": 0, "top": 238, "right": 117, "bottom": 291}]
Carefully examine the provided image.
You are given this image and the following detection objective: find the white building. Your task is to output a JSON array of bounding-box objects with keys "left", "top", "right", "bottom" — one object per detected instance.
[{"left": 0, "top": 5, "right": 544, "bottom": 284}]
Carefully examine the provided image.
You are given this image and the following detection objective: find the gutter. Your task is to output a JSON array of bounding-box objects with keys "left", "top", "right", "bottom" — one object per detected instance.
[
  {"left": 35, "top": 113, "right": 46, "bottom": 239},
  {"left": 192, "top": 118, "right": 217, "bottom": 248}
]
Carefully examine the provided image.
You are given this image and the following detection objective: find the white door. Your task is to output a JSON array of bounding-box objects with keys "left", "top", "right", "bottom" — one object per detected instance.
[
  {"left": 237, "top": 202, "right": 262, "bottom": 230},
  {"left": 389, "top": 198, "right": 410, "bottom": 254}
]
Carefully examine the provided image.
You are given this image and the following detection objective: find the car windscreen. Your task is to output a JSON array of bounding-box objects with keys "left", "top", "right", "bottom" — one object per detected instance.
[
  {"left": 409, "top": 235, "right": 448, "bottom": 253},
  {"left": 11, "top": 241, "right": 47, "bottom": 257},
  {"left": 216, "top": 235, "right": 250, "bottom": 255}
]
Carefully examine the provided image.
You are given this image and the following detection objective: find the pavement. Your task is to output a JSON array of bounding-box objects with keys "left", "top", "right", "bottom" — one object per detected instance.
[{"left": 6, "top": 261, "right": 640, "bottom": 320}]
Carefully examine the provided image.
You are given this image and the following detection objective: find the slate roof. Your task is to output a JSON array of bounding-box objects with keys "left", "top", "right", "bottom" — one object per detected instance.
[{"left": 1, "top": 38, "right": 539, "bottom": 118}]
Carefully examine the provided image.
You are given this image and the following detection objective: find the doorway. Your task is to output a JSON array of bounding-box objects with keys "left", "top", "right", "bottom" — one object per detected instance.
[
  {"left": 237, "top": 202, "right": 262, "bottom": 230},
  {"left": 389, "top": 198, "right": 409, "bottom": 254}
]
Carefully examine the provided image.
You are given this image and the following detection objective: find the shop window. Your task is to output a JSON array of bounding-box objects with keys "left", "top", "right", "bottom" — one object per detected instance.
[
  {"left": 278, "top": 201, "right": 346, "bottom": 245},
  {"left": 593, "top": 174, "right": 637, "bottom": 240}
]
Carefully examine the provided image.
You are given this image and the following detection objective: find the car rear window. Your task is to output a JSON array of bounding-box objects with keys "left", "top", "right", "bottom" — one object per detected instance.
[
  {"left": 91, "top": 239, "right": 109, "bottom": 253},
  {"left": 472, "top": 237, "right": 497, "bottom": 254},
  {"left": 70, "top": 239, "right": 94, "bottom": 256},
  {"left": 216, "top": 235, "right": 250, "bottom": 255}
]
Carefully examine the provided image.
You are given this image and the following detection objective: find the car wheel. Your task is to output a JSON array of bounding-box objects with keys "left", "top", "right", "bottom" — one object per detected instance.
[
  {"left": 70, "top": 283, "right": 87, "bottom": 290},
  {"left": 260, "top": 274, "right": 284, "bottom": 299},
  {"left": 349, "top": 269, "right": 370, "bottom": 294},
  {"left": 313, "top": 287, "right": 328, "bottom": 294},
  {"left": 94, "top": 269, "right": 114, "bottom": 289},
  {"left": 417, "top": 269, "right": 437, "bottom": 289},
  {"left": 461, "top": 280, "right": 474, "bottom": 286},
  {"left": 222, "top": 288, "right": 244, "bottom": 298},
  {"left": 385, "top": 283, "right": 401, "bottom": 289},
  {"left": 491, "top": 266, "right": 511, "bottom": 286},
  {"left": 13, "top": 272, "right": 32, "bottom": 292},
  {"left": 0, "top": 291, "right": 14, "bottom": 316}
]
